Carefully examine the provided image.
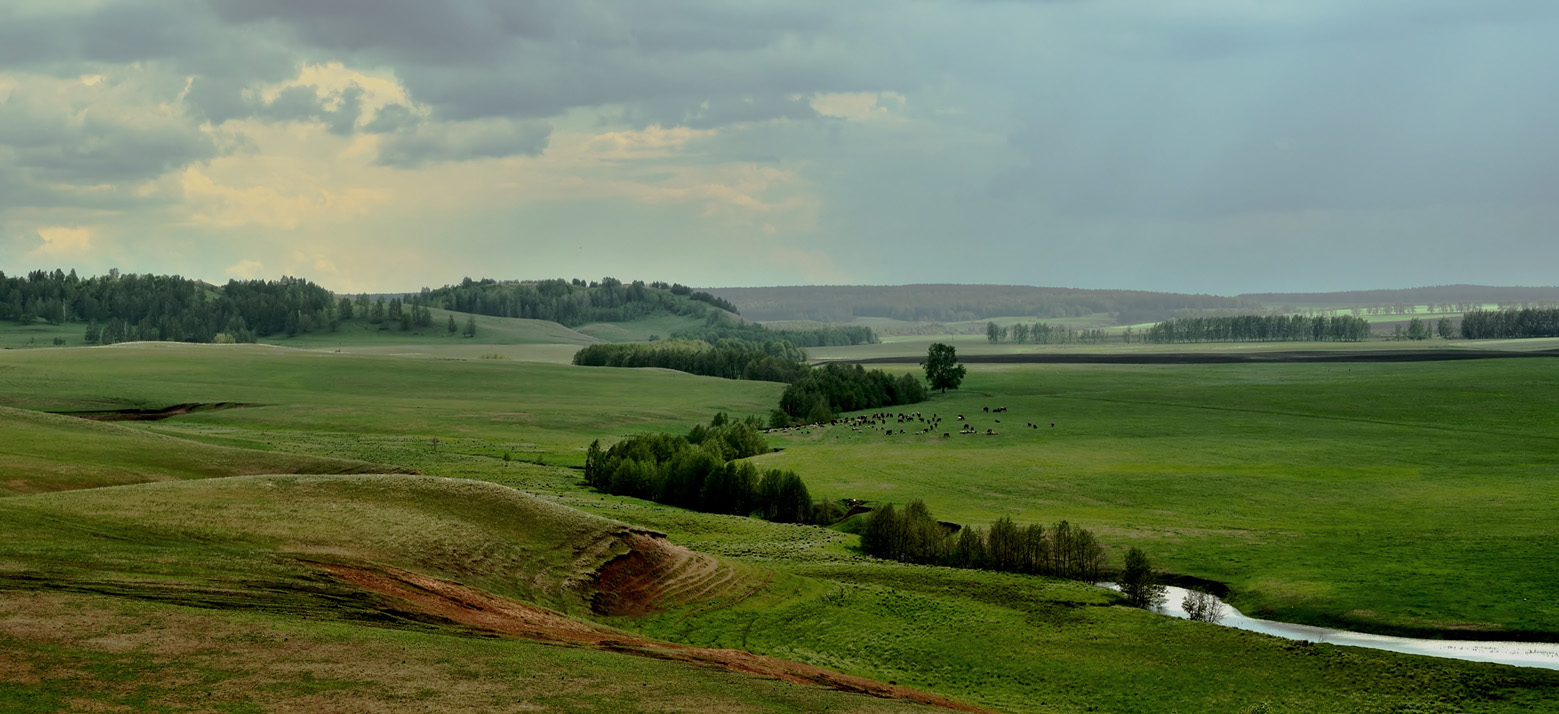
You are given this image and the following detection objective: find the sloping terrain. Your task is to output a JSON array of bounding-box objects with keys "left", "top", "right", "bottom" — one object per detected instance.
[
  {"left": 0, "top": 474, "right": 980, "bottom": 712},
  {"left": 0, "top": 406, "right": 403, "bottom": 495}
]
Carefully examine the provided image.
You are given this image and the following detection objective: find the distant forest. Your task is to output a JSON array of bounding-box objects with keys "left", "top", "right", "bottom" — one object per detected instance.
[
  {"left": 1242, "top": 285, "right": 1559, "bottom": 308},
  {"left": 1145, "top": 315, "right": 1374, "bottom": 343},
  {"left": 425, "top": 277, "right": 739, "bottom": 326},
  {"left": 701, "top": 284, "right": 1256, "bottom": 324},
  {"left": 0, "top": 269, "right": 341, "bottom": 344}
]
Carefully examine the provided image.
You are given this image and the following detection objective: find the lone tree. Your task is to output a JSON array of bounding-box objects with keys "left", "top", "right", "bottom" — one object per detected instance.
[
  {"left": 1119, "top": 546, "right": 1166, "bottom": 611},
  {"left": 922, "top": 342, "right": 966, "bottom": 393}
]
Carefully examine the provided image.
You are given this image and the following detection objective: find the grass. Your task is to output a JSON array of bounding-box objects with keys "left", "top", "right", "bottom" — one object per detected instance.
[
  {"left": 0, "top": 591, "right": 940, "bottom": 714},
  {"left": 5, "top": 341, "right": 1559, "bottom": 712},
  {"left": 0, "top": 342, "right": 783, "bottom": 457},
  {"left": 756, "top": 359, "right": 1559, "bottom": 637},
  {"left": 575, "top": 313, "right": 710, "bottom": 343},
  {"left": 0, "top": 405, "right": 399, "bottom": 495},
  {"left": 261, "top": 307, "right": 602, "bottom": 349}
]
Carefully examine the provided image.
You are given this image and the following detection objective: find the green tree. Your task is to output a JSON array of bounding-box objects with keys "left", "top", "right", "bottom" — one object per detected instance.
[
  {"left": 922, "top": 342, "right": 966, "bottom": 393},
  {"left": 447, "top": 314, "right": 458, "bottom": 335},
  {"left": 986, "top": 321, "right": 1001, "bottom": 343},
  {"left": 1436, "top": 317, "right": 1455, "bottom": 339},
  {"left": 1406, "top": 317, "right": 1430, "bottom": 341},
  {"left": 1119, "top": 546, "right": 1166, "bottom": 610},
  {"left": 462, "top": 316, "right": 477, "bottom": 338}
]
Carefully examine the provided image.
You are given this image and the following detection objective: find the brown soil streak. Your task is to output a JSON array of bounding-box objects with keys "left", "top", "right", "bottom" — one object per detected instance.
[{"left": 321, "top": 563, "right": 995, "bottom": 714}]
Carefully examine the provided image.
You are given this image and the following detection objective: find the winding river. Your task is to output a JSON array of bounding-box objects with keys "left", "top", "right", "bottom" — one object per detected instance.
[{"left": 1104, "top": 584, "right": 1559, "bottom": 670}]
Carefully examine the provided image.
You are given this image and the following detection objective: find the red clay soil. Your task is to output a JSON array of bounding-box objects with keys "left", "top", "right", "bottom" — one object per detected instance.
[{"left": 322, "top": 562, "right": 995, "bottom": 714}]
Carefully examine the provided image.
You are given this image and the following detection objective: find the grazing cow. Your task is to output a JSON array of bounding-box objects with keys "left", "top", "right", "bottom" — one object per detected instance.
[
  {"left": 943, "top": 432, "right": 950, "bottom": 438},
  {"left": 983, "top": 406, "right": 989, "bottom": 413}
]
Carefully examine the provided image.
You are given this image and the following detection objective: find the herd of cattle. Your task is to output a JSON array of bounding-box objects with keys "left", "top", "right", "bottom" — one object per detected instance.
[{"left": 766, "top": 407, "right": 1054, "bottom": 439}]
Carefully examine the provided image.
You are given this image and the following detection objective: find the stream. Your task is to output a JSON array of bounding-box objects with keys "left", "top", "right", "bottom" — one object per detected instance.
[{"left": 1102, "top": 584, "right": 1559, "bottom": 670}]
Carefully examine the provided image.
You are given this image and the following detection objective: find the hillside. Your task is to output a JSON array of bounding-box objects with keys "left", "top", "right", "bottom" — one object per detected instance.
[
  {"left": 0, "top": 405, "right": 402, "bottom": 495},
  {"left": 0, "top": 475, "right": 961, "bottom": 712},
  {"left": 701, "top": 284, "right": 1253, "bottom": 324},
  {"left": 1241, "top": 284, "right": 1559, "bottom": 308}
]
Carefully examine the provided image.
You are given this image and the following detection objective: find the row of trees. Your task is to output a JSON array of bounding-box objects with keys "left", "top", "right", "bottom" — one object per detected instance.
[
  {"left": 572, "top": 339, "right": 809, "bottom": 383},
  {"left": 777, "top": 363, "right": 929, "bottom": 425},
  {"left": 583, "top": 414, "right": 836, "bottom": 524},
  {"left": 986, "top": 321, "right": 1112, "bottom": 344},
  {"left": 671, "top": 317, "right": 878, "bottom": 348},
  {"left": 710, "top": 284, "right": 1254, "bottom": 323},
  {"left": 859, "top": 500, "right": 1108, "bottom": 582},
  {"left": 424, "top": 277, "right": 737, "bottom": 326},
  {"left": 1459, "top": 308, "right": 1559, "bottom": 340},
  {"left": 0, "top": 270, "right": 349, "bottom": 343},
  {"left": 1145, "top": 314, "right": 1373, "bottom": 343}
]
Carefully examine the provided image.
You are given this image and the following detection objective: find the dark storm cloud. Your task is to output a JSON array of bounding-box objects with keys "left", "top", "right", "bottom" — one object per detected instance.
[
  {"left": 205, "top": 0, "right": 880, "bottom": 124},
  {"left": 253, "top": 85, "right": 366, "bottom": 136}
]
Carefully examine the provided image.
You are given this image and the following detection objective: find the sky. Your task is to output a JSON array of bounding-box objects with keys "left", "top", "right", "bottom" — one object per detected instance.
[{"left": 1, "top": 0, "right": 1556, "bottom": 295}]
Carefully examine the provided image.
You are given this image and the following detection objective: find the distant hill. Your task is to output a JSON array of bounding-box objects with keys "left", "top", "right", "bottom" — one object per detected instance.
[
  {"left": 700, "top": 284, "right": 1255, "bottom": 324},
  {"left": 1241, "top": 285, "right": 1559, "bottom": 307}
]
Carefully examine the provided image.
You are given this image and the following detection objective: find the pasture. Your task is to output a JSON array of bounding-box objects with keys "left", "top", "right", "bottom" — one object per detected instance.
[
  {"left": 3, "top": 340, "right": 1559, "bottom": 712},
  {"left": 759, "top": 358, "right": 1559, "bottom": 637}
]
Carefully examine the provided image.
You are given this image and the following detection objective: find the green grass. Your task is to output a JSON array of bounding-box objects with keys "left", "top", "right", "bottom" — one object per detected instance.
[
  {"left": 0, "top": 342, "right": 782, "bottom": 455},
  {"left": 262, "top": 307, "right": 602, "bottom": 349},
  {"left": 6, "top": 342, "right": 1559, "bottom": 712},
  {"left": 0, "top": 405, "right": 399, "bottom": 495},
  {"left": 0, "top": 590, "right": 940, "bottom": 714},
  {"left": 756, "top": 359, "right": 1559, "bottom": 637},
  {"left": 576, "top": 313, "right": 710, "bottom": 343},
  {"left": 0, "top": 320, "right": 80, "bottom": 349}
]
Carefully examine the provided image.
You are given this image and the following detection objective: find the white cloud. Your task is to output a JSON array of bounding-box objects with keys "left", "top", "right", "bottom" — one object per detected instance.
[{"left": 27, "top": 226, "right": 93, "bottom": 258}]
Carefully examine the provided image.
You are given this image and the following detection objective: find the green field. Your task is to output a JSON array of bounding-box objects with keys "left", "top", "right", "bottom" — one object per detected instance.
[{"left": 3, "top": 334, "right": 1559, "bottom": 712}]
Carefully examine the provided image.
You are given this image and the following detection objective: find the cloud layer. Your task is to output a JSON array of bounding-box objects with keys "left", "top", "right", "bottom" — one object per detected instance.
[{"left": 1, "top": 0, "right": 1556, "bottom": 293}]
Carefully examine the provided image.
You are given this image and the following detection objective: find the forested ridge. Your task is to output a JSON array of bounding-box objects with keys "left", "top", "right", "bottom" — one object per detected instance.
[
  {"left": 0, "top": 269, "right": 339, "bottom": 343},
  {"left": 424, "top": 277, "right": 738, "bottom": 326},
  {"left": 1242, "top": 284, "right": 1559, "bottom": 307},
  {"left": 702, "top": 284, "right": 1256, "bottom": 323}
]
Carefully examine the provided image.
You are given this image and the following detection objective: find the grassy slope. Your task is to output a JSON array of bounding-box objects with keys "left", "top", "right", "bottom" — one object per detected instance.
[
  {"left": 0, "top": 476, "right": 938, "bottom": 714},
  {"left": 261, "top": 307, "right": 602, "bottom": 348},
  {"left": 5, "top": 344, "right": 1559, "bottom": 712},
  {"left": 757, "top": 358, "right": 1559, "bottom": 637},
  {"left": 0, "top": 405, "right": 400, "bottom": 495},
  {"left": 0, "top": 343, "right": 782, "bottom": 462},
  {"left": 576, "top": 313, "right": 710, "bottom": 342}
]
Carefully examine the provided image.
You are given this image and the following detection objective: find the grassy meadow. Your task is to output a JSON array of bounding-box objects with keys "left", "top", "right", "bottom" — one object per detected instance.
[
  {"left": 3, "top": 330, "right": 1559, "bottom": 713},
  {"left": 758, "top": 358, "right": 1559, "bottom": 637}
]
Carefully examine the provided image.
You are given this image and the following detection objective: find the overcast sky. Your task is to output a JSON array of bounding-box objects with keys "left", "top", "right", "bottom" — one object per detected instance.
[{"left": 1, "top": 1, "right": 1555, "bottom": 294}]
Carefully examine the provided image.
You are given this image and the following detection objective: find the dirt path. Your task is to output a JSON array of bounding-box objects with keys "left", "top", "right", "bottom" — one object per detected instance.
[{"left": 322, "top": 563, "right": 995, "bottom": 714}]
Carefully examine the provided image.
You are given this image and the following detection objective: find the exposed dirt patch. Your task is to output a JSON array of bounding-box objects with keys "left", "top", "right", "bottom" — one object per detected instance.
[
  {"left": 57, "top": 402, "right": 254, "bottom": 421},
  {"left": 323, "top": 563, "right": 995, "bottom": 713}
]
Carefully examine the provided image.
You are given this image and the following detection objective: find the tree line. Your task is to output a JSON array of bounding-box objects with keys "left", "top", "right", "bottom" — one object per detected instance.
[
  {"left": 584, "top": 413, "right": 840, "bottom": 524},
  {"left": 572, "top": 339, "right": 809, "bottom": 383},
  {"left": 1145, "top": 314, "right": 1372, "bottom": 343},
  {"left": 424, "top": 276, "right": 737, "bottom": 326},
  {"left": 860, "top": 500, "right": 1107, "bottom": 582},
  {"left": 671, "top": 317, "right": 878, "bottom": 348},
  {"left": 986, "top": 321, "right": 1113, "bottom": 345},
  {"left": 777, "top": 363, "right": 929, "bottom": 425},
  {"left": 1, "top": 269, "right": 346, "bottom": 344},
  {"left": 1459, "top": 308, "right": 1559, "bottom": 340},
  {"left": 704, "top": 284, "right": 1256, "bottom": 324}
]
